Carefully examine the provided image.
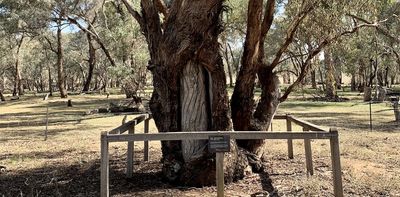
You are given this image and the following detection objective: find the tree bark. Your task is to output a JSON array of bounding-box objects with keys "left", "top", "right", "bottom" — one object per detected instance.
[
  {"left": 48, "top": 65, "right": 53, "bottom": 96},
  {"left": 13, "top": 36, "right": 24, "bottom": 96},
  {"left": 311, "top": 70, "right": 317, "bottom": 89},
  {"left": 57, "top": 22, "right": 68, "bottom": 98},
  {"left": 0, "top": 91, "right": 5, "bottom": 102},
  {"left": 318, "top": 66, "right": 325, "bottom": 91},
  {"left": 231, "top": 0, "right": 264, "bottom": 135},
  {"left": 231, "top": 0, "right": 278, "bottom": 154},
  {"left": 223, "top": 43, "right": 234, "bottom": 88},
  {"left": 83, "top": 32, "right": 96, "bottom": 92},
  {"left": 122, "top": 0, "right": 247, "bottom": 186},
  {"left": 351, "top": 73, "right": 356, "bottom": 91},
  {"left": 324, "top": 48, "right": 336, "bottom": 99}
]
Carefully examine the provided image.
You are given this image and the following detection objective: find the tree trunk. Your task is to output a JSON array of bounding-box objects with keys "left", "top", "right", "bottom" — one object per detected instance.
[
  {"left": 394, "top": 100, "right": 400, "bottom": 122},
  {"left": 238, "top": 68, "right": 279, "bottom": 153},
  {"left": 324, "top": 49, "right": 336, "bottom": 99},
  {"left": 318, "top": 66, "right": 325, "bottom": 91},
  {"left": 225, "top": 46, "right": 234, "bottom": 88},
  {"left": 384, "top": 66, "right": 389, "bottom": 87},
  {"left": 311, "top": 70, "right": 317, "bottom": 89},
  {"left": 358, "top": 59, "right": 365, "bottom": 92},
  {"left": 0, "top": 89, "right": 5, "bottom": 101},
  {"left": 351, "top": 73, "right": 356, "bottom": 91},
  {"left": 334, "top": 56, "right": 342, "bottom": 90},
  {"left": 57, "top": 22, "right": 68, "bottom": 98},
  {"left": 83, "top": 32, "right": 96, "bottom": 92},
  {"left": 13, "top": 36, "right": 24, "bottom": 96},
  {"left": 231, "top": 0, "right": 278, "bottom": 154},
  {"left": 48, "top": 65, "right": 53, "bottom": 96},
  {"left": 128, "top": 0, "right": 247, "bottom": 186}
]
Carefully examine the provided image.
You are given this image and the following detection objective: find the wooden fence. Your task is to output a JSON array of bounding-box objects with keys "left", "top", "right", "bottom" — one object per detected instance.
[{"left": 100, "top": 114, "right": 343, "bottom": 197}]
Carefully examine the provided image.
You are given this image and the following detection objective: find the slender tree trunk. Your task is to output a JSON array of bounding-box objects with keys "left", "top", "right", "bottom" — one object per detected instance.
[
  {"left": 48, "top": 65, "right": 53, "bottom": 96},
  {"left": 384, "top": 66, "right": 389, "bottom": 87},
  {"left": 334, "top": 56, "right": 342, "bottom": 90},
  {"left": 318, "top": 66, "right": 325, "bottom": 91},
  {"left": 358, "top": 60, "right": 365, "bottom": 92},
  {"left": 13, "top": 36, "right": 24, "bottom": 96},
  {"left": 227, "top": 43, "right": 239, "bottom": 82},
  {"left": 0, "top": 91, "right": 5, "bottom": 102},
  {"left": 57, "top": 22, "right": 68, "bottom": 98},
  {"left": 83, "top": 32, "right": 96, "bottom": 92},
  {"left": 0, "top": 74, "right": 4, "bottom": 101},
  {"left": 311, "top": 70, "right": 317, "bottom": 89},
  {"left": 390, "top": 75, "right": 395, "bottom": 87},
  {"left": 40, "top": 68, "right": 44, "bottom": 92},
  {"left": 324, "top": 48, "right": 336, "bottom": 99},
  {"left": 351, "top": 73, "right": 357, "bottom": 91},
  {"left": 224, "top": 44, "right": 234, "bottom": 87}
]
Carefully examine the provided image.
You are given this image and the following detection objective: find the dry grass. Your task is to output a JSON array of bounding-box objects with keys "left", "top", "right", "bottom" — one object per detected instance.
[{"left": 0, "top": 92, "right": 399, "bottom": 196}]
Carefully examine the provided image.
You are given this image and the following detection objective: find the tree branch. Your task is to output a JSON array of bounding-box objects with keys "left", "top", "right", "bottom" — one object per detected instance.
[
  {"left": 270, "top": 4, "right": 314, "bottom": 70},
  {"left": 154, "top": 0, "right": 168, "bottom": 17},
  {"left": 67, "top": 16, "right": 116, "bottom": 67},
  {"left": 347, "top": 13, "right": 400, "bottom": 43},
  {"left": 260, "top": 0, "right": 275, "bottom": 40},
  {"left": 42, "top": 36, "right": 57, "bottom": 53},
  {"left": 120, "top": 0, "right": 145, "bottom": 30},
  {"left": 279, "top": 22, "right": 376, "bottom": 102}
]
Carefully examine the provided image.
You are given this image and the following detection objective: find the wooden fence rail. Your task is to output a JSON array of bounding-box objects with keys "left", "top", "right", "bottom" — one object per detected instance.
[{"left": 100, "top": 114, "right": 343, "bottom": 197}]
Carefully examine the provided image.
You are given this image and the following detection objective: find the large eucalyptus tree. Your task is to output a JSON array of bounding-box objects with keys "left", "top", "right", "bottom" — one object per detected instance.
[{"left": 118, "top": 0, "right": 378, "bottom": 186}]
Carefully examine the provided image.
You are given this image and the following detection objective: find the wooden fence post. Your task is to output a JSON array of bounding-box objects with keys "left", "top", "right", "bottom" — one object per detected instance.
[
  {"left": 286, "top": 114, "right": 294, "bottom": 159},
  {"left": 144, "top": 117, "right": 149, "bottom": 161},
  {"left": 303, "top": 127, "right": 313, "bottom": 176},
  {"left": 100, "top": 133, "right": 109, "bottom": 197},
  {"left": 126, "top": 122, "right": 136, "bottom": 178},
  {"left": 216, "top": 152, "right": 224, "bottom": 197},
  {"left": 329, "top": 128, "right": 344, "bottom": 197}
]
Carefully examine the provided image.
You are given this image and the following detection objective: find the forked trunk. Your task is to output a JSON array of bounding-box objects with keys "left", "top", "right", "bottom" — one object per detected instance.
[{"left": 235, "top": 68, "right": 280, "bottom": 153}]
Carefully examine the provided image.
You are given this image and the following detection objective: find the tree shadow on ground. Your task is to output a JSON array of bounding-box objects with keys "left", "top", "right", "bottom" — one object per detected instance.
[
  {"left": 0, "top": 151, "right": 189, "bottom": 197},
  {"left": 26, "top": 98, "right": 124, "bottom": 110},
  {"left": 0, "top": 149, "right": 79, "bottom": 161},
  {"left": 288, "top": 112, "right": 399, "bottom": 133},
  {"left": 0, "top": 112, "right": 122, "bottom": 129},
  {"left": 0, "top": 150, "right": 278, "bottom": 197}
]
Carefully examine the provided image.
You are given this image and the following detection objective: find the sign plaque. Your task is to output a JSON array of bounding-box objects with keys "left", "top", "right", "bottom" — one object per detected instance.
[{"left": 208, "top": 135, "right": 230, "bottom": 153}]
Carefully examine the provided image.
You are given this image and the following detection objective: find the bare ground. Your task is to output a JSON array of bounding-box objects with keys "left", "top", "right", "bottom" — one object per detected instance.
[{"left": 0, "top": 93, "right": 399, "bottom": 196}]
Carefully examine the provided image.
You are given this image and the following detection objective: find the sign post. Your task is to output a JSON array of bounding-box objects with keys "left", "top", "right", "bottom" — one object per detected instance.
[{"left": 208, "top": 135, "right": 230, "bottom": 197}]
